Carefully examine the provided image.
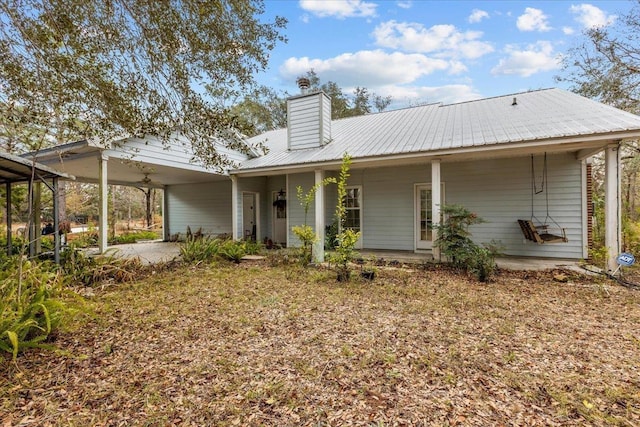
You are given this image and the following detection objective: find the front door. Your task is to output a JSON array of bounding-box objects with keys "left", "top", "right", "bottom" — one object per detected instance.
[
  {"left": 415, "top": 184, "right": 440, "bottom": 250},
  {"left": 272, "top": 191, "right": 287, "bottom": 245}
]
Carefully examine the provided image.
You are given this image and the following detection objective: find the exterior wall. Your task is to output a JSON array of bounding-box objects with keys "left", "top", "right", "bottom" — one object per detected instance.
[
  {"left": 287, "top": 92, "right": 331, "bottom": 150},
  {"left": 347, "top": 165, "right": 428, "bottom": 251},
  {"left": 107, "top": 134, "right": 249, "bottom": 171},
  {"left": 165, "top": 180, "right": 232, "bottom": 238},
  {"left": 284, "top": 153, "right": 585, "bottom": 258},
  {"left": 443, "top": 153, "right": 583, "bottom": 258}
]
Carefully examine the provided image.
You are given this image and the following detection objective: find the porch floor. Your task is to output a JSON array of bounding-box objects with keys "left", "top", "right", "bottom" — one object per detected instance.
[{"left": 357, "top": 249, "right": 582, "bottom": 272}]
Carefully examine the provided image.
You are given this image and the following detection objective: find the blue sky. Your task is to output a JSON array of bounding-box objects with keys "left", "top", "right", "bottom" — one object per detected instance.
[{"left": 257, "top": 0, "right": 632, "bottom": 107}]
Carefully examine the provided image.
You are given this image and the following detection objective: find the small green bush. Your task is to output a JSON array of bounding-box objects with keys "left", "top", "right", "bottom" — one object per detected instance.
[
  {"left": 219, "top": 240, "right": 246, "bottom": 263},
  {"left": 0, "top": 258, "right": 68, "bottom": 359},
  {"left": 292, "top": 225, "right": 316, "bottom": 266},
  {"left": 180, "top": 237, "right": 222, "bottom": 264},
  {"left": 242, "top": 240, "right": 263, "bottom": 255},
  {"left": 109, "top": 230, "right": 159, "bottom": 245},
  {"left": 435, "top": 204, "right": 500, "bottom": 282}
]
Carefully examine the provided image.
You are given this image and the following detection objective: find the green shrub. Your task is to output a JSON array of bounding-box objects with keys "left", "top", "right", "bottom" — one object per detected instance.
[
  {"left": 0, "top": 258, "right": 68, "bottom": 359},
  {"left": 242, "top": 240, "right": 263, "bottom": 255},
  {"left": 219, "top": 240, "right": 246, "bottom": 263},
  {"left": 291, "top": 225, "right": 316, "bottom": 266},
  {"left": 325, "top": 220, "right": 339, "bottom": 250},
  {"left": 180, "top": 237, "right": 222, "bottom": 264},
  {"left": 109, "top": 230, "right": 159, "bottom": 245},
  {"left": 435, "top": 204, "right": 500, "bottom": 282},
  {"left": 329, "top": 154, "right": 361, "bottom": 281}
]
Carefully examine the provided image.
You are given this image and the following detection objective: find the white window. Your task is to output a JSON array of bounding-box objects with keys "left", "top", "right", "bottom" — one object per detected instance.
[{"left": 343, "top": 186, "right": 362, "bottom": 232}]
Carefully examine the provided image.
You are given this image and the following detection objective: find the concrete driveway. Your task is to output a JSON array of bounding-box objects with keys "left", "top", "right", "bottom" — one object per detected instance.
[{"left": 86, "top": 240, "right": 182, "bottom": 265}]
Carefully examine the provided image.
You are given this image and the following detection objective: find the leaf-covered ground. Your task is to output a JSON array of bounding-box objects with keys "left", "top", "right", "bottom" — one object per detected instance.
[{"left": 2, "top": 262, "right": 640, "bottom": 426}]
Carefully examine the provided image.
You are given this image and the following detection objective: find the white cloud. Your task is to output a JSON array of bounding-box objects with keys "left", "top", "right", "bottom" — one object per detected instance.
[
  {"left": 382, "top": 84, "right": 482, "bottom": 106},
  {"left": 372, "top": 20, "right": 494, "bottom": 59},
  {"left": 491, "top": 41, "right": 562, "bottom": 77},
  {"left": 279, "top": 50, "right": 464, "bottom": 88},
  {"left": 562, "top": 26, "right": 575, "bottom": 35},
  {"left": 570, "top": 4, "right": 616, "bottom": 29},
  {"left": 516, "top": 7, "right": 551, "bottom": 32},
  {"left": 397, "top": 1, "right": 412, "bottom": 9},
  {"left": 468, "top": 9, "right": 489, "bottom": 24},
  {"left": 299, "top": 0, "right": 377, "bottom": 19}
]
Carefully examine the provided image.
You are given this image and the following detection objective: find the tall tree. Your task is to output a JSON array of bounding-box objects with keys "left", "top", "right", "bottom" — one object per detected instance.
[
  {"left": 557, "top": 1, "right": 640, "bottom": 250},
  {"left": 556, "top": 1, "right": 640, "bottom": 114},
  {"left": 229, "top": 86, "right": 287, "bottom": 137},
  {"left": 302, "top": 70, "right": 392, "bottom": 119},
  {"left": 0, "top": 0, "right": 286, "bottom": 170}
]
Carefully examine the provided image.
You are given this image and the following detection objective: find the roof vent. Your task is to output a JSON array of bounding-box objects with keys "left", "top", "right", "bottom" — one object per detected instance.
[
  {"left": 297, "top": 77, "right": 311, "bottom": 95},
  {"left": 512, "top": 97, "right": 518, "bottom": 106}
]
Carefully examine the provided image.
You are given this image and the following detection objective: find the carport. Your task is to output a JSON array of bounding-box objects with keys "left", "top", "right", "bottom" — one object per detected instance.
[
  {"left": 30, "top": 137, "right": 230, "bottom": 253},
  {"left": 1, "top": 151, "right": 74, "bottom": 262}
]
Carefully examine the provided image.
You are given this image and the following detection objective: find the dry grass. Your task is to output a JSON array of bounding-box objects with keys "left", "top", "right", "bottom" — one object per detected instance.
[{"left": 2, "top": 262, "right": 640, "bottom": 426}]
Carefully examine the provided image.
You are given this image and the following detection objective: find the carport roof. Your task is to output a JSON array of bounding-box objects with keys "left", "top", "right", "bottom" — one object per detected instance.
[{"left": 0, "top": 151, "right": 74, "bottom": 184}]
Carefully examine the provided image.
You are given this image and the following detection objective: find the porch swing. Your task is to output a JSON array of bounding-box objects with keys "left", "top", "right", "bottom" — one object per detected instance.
[{"left": 517, "top": 153, "right": 568, "bottom": 244}]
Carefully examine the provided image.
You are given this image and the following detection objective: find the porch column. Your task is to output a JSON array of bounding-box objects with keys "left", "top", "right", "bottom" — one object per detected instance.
[
  {"left": 98, "top": 152, "right": 109, "bottom": 254},
  {"left": 6, "top": 182, "right": 12, "bottom": 256},
  {"left": 285, "top": 174, "right": 290, "bottom": 248},
  {"left": 432, "top": 159, "right": 441, "bottom": 261},
  {"left": 314, "top": 169, "right": 325, "bottom": 263},
  {"left": 27, "top": 180, "right": 35, "bottom": 257},
  {"left": 230, "top": 175, "right": 238, "bottom": 240},
  {"left": 33, "top": 181, "right": 42, "bottom": 254},
  {"left": 605, "top": 143, "right": 621, "bottom": 272},
  {"left": 162, "top": 187, "right": 170, "bottom": 241},
  {"left": 53, "top": 178, "right": 60, "bottom": 264}
]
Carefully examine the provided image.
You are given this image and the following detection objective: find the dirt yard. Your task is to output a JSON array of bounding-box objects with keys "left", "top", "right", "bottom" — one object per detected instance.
[{"left": 2, "top": 262, "right": 639, "bottom": 426}]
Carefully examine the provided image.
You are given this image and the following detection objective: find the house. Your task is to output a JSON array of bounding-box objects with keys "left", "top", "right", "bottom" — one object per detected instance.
[{"left": 32, "top": 84, "right": 640, "bottom": 271}]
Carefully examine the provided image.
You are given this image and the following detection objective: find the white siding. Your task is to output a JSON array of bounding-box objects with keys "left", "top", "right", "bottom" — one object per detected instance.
[
  {"left": 287, "top": 93, "right": 331, "bottom": 150},
  {"left": 107, "top": 134, "right": 249, "bottom": 172},
  {"left": 351, "top": 165, "right": 428, "bottom": 250},
  {"left": 338, "top": 153, "right": 584, "bottom": 258},
  {"left": 166, "top": 180, "right": 232, "bottom": 238},
  {"left": 443, "top": 153, "right": 583, "bottom": 258}
]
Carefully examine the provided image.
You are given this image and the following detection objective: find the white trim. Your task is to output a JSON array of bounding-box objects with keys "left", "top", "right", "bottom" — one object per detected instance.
[
  {"left": 314, "top": 170, "right": 325, "bottom": 262},
  {"left": 231, "top": 175, "right": 238, "bottom": 240},
  {"left": 605, "top": 143, "right": 621, "bottom": 271},
  {"left": 98, "top": 153, "right": 108, "bottom": 254},
  {"left": 432, "top": 160, "right": 441, "bottom": 261},
  {"left": 414, "top": 182, "right": 446, "bottom": 252},
  {"left": 286, "top": 174, "right": 290, "bottom": 248}
]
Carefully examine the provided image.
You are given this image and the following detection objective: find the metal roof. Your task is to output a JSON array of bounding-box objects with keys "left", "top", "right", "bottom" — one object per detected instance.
[
  {"left": 238, "top": 88, "right": 640, "bottom": 172},
  {"left": 0, "top": 151, "right": 74, "bottom": 184}
]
